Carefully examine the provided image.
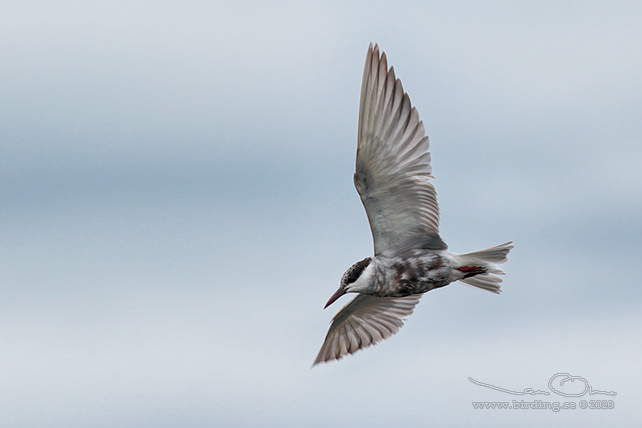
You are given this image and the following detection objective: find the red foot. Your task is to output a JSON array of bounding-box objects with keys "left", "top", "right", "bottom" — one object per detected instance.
[{"left": 457, "top": 266, "right": 486, "bottom": 278}]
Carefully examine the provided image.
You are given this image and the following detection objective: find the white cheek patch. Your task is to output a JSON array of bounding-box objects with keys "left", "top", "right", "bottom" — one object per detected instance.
[{"left": 348, "top": 263, "right": 376, "bottom": 293}]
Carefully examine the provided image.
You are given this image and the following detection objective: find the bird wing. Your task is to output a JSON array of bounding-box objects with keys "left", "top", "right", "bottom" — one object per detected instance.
[
  {"left": 355, "top": 44, "right": 446, "bottom": 257},
  {"left": 313, "top": 294, "right": 422, "bottom": 365}
]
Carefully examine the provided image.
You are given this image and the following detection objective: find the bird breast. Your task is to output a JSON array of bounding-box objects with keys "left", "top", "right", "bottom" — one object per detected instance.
[{"left": 372, "top": 254, "right": 454, "bottom": 296}]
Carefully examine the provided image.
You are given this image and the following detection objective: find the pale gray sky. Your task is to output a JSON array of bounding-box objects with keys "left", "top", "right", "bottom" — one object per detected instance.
[{"left": 2, "top": 1, "right": 641, "bottom": 426}]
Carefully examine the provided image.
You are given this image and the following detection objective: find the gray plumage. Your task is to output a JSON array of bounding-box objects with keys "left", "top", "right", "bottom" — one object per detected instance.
[{"left": 314, "top": 44, "right": 513, "bottom": 366}]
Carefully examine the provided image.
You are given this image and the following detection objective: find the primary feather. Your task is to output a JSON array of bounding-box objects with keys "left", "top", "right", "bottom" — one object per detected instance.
[
  {"left": 314, "top": 294, "right": 422, "bottom": 365},
  {"left": 355, "top": 44, "right": 446, "bottom": 257}
]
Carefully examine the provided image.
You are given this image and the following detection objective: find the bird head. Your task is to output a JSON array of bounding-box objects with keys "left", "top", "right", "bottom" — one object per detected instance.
[{"left": 324, "top": 257, "right": 373, "bottom": 308}]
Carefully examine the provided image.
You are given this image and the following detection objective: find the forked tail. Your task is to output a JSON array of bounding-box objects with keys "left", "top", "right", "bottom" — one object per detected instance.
[{"left": 455, "top": 241, "right": 514, "bottom": 294}]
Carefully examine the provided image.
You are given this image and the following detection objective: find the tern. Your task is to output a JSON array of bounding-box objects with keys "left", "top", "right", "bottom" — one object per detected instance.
[{"left": 314, "top": 44, "right": 513, "bottom": 365}]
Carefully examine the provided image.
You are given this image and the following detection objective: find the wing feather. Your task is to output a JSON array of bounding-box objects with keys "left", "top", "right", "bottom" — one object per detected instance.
[
  {"left": 313, "top": 294, "right": 422, "bottom": 365},
  {"left": 356, "top": 44, "right": 446, "bottom": 257}
]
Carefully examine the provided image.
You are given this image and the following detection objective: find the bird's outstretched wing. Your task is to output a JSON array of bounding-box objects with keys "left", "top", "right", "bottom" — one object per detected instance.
[
  {"left": 313, "top": 294, "right": 422, "bottom": 365},
  {"left": 355, "top": 43, "right": 446, "bottom": 257}
]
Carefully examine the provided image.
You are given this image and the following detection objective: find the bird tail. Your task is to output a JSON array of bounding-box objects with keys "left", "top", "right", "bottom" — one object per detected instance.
[{"left": 454, "top": 241, "right": 514, "bottom": 294}]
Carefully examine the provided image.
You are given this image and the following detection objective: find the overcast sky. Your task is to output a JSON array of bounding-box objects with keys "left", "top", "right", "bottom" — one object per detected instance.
[{"left": 2, "top": 1, "right": 641, "bottom": 427}]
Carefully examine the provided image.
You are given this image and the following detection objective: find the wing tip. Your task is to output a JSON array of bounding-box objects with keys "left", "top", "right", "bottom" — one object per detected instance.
[{"left": 313, "top": 295, "right": 423, "bottom": 366}]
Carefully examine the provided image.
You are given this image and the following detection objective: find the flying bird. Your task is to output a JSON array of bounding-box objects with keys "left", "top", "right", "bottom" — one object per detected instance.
[{"left": 314, "top": 44, "right": 513, "bottom": 365}]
